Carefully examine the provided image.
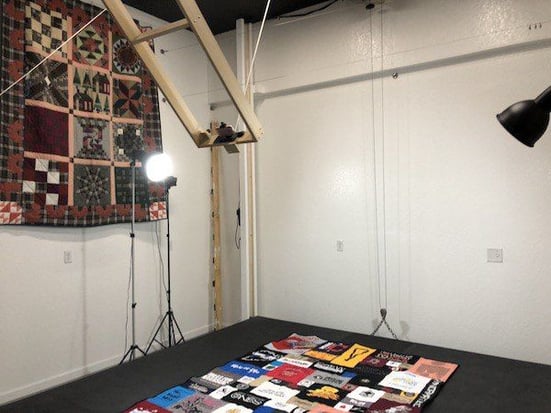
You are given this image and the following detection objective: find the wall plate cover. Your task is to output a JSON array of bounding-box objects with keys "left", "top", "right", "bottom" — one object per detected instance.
[{"left": 487, "top": 248, "right": 503, "bottom": 263}]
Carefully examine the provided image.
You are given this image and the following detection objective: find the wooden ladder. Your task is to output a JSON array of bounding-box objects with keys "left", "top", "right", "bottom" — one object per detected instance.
[{"left": 103, "top": 0, "right": 263, "bottom": 149}]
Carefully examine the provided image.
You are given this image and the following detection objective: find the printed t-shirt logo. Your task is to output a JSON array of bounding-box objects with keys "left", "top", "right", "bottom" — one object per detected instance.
[
  {"left": 302, "top": 371, "right": 355, "bottom": 388},
  {"left": 308, "top": 386, "right": 341, "bottom": 401},
  {"left": 378, "top": 371, "right": 431, "bottom": 394},
  {"left": 313, "top": 362, "right": 346, "bottom": 374},
  {"left": 305, "top": 342, "right": 351, "bottom": 361},
  {"left": 408, "top": 358, "right": 458, "bottom": 382},
  {"left": 266, "top": 333, "right": 327, "bottom": 354},
  {"left": 125, "top": 400, "right": 172, "bottom": 413},
  {"left": 170, "top": 393, "right": 226, "bottom": 413},
  {"left": 412, "top": 380, "right": 442, "bottom": 408},
  {"left": 201, "top": 369, "right": 237, "bottom": 386},
  {"left": 346, "top": 386, "right": 385, "bottom": 404},
  {"left": 250, "top": 381, "right": 300, "bottom": 402},
  {"left": 222, "top": 391, "right": 269, "bottom": 409},
  {"left": 241, "top": 349, "right": 284, "bottom": 366},
  {"left": 147, "top": 385, "right": 195, "bottom": 408},
  {"left": 331, "top": 344, "right": 376, "bottom": 368},
  {"left": 279, "top": 355, "right": 314, "bottom": 368},
  {"left": 299, "top": 384, "right": 348, "bottom": 406},
  {"left": 267, "top": 364, "right": 315, "bottom": 385},
  {"left": 221, "top": 361, "right": 265, "bottom": 379}
]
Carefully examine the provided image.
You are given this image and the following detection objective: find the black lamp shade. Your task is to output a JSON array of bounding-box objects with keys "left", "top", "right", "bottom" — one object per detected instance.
[
  {"left": 497, "top": 100, "right": 549, "bottom": 147},
  {"left": 497, "top": 85, "right": 551, "bottom": 147}
]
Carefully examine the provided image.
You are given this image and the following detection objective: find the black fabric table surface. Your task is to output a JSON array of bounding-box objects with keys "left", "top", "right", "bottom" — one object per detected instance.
[{"left": 1, "top": 316, "right": 550, "bottom": 412}]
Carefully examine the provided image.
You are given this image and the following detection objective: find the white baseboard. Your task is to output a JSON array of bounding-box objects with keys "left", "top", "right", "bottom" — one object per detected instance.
[
  {"left": 0, "top": 354, "right": 120, "bottom": 406},
  {"left": 0, "top": 323, "right": 214, "bottom": 406},
  {"left": 185, "top": 323, "right": 215, "bottom": 338}
]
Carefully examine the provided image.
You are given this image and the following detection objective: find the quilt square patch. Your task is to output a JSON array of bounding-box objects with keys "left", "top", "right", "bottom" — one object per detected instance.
[
  {"left": 73, "top": 67, "right": 111, "bottom": 114},
  {"left": 113, "top": 78, "right": 143, "bottom": 119},
  {"left": 22, "top": 157, "right": 69, "bottom": 207},
  {"left": 149, "top": 201, "right": 167, "bottom": 220},
  {"left": 24, "top": 106, "right": 69, "bottom": 156},
  {"left": 113, "top": 123, "right": 144, "bottom": 162},
  {"left": 25, "top": 1, "right": 68, "bottom": 57},
  {"left": 0, "top": 201, "right": 23, "bottom": 224},
  {"left": 73, "top": 24, "right": 108, "bottom": 68},
  {"left": 112, "top": 36, "right": 142, "bottom": 75},
  {"left": 115, "top": 166, "right": 149, "bottom": 207},
  {"left": 74, "top": 116, "right": 110, "bottom": 160},
  {"left": 25, "top": 52, "right": 68, "bottom": 107},
  {"left": 73, "top": 164, "right": 111, "bottom": 206}
]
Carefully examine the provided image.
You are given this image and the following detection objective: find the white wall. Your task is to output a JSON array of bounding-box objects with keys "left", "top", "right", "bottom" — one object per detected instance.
[
  {"left": 3, "top": 0, "right": 551, "bottom": 404},
  {"left": 0, "top": 4, "right": 212, "bottom": 404},
  {"left": 250, "top": 0, "right": 551, "bottom": 365}
]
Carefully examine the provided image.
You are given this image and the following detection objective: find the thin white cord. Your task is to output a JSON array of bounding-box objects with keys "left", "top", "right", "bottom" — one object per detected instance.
[
  {"left": 154, "top": 221, "right": 168, "bottom": 296},
  {"left": 369, "top": 2, "right": 390, "bottom": 312},
  {"left": 235, "top": 0, "right": 272, "bottom": 130},
  {"left": 245, "top": 0, "right": 271, "bottom": 95},
  {"left": 369, "top": 2, "right": 399, "bottom": 340},
  {"left": 380, "top": 3, "right": 389, "bottom": 311},
  {"left": 124, "top": 252, "right": 132, "bottom": 353},
  {"left": 369, "top": 9, "right": 382, "bottom": 312},
  {"left": 0, "top": 8, "right": 108, "bottom": 98}
]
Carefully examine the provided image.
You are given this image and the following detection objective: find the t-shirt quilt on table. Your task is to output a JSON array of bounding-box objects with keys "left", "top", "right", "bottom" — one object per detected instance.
[{"left": 125, "top": 334, "right": 459, "bottom": 413}]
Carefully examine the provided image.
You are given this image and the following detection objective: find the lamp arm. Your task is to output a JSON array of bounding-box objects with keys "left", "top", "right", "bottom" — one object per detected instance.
[{"left": 534, "top": 85, "right": 551, "bottom": 112}]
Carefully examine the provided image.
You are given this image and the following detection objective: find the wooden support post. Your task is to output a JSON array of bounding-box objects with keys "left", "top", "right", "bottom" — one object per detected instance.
[
  {"left": 236, "top": 20, "right": 258, "bottom": 318},
  {"left": 132, "top": 18, "right": 190, "bottom": 44},
  {"left": 210, "top": 128, "right": 223, "bottom": 330},
  {"left": 174, "top": 0, "right": 264, "bottom": 141}
]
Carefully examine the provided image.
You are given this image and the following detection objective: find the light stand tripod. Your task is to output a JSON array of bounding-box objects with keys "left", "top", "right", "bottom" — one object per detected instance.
[
  {"left": 146, "top": 176, "right": 185, "bottom": 353},
  {"left": 120, "top": 159, "right": 146, "bottom": 363}
]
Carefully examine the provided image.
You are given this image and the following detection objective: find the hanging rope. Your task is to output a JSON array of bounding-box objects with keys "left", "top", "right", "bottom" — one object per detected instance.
[
  {"left": 235, "top": 0, "right": 272, "bottom": 130},
  {"left": 368, "top": 1, "right": 399, "bottom": 340},
  {"left": 0, "top": 8, "right": 108, "bottom": 98},
  {"left": 379, "top": 0, "right": 389, "bottom": 314},
  {"left": 368, "top": 1, "right": 383, "bottom": 312}
]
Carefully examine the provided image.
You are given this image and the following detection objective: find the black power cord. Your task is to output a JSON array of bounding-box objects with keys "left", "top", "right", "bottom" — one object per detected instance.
[
  {"left": 278, "top": 0, "right": 339, "bottom": 19},
  {"left": 235, "top": 206, "right": 241, "bottom": 249}
]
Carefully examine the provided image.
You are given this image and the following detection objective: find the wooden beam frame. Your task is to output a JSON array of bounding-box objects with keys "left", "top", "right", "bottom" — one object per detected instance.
[
  {"left": 174, "top": 0, "right": 263, "bottom": 142},
  {"left": 132, "top": 19, "right": 190, "bottom": 44},
  {"left": 103, "top": 0, "right": 209, "bottom": 146},
  {"left": 102, "top": 0, "right": 264, "bottom": 149}
]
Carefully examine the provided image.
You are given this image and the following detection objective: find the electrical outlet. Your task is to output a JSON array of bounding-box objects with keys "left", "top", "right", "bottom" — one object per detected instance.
[
  {"left": 336, "top": 240, "right": 344, "bottom": 252},
  {"left": 487, "top": 248, "right": 503, "bottom": 263}
]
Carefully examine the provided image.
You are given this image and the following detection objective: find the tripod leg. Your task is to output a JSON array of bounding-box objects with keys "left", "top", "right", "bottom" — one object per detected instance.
[
  {"left": 120, "top": 347, "right": 134, "bottom": 364},
  {"left": 170, "top": 312, "right": 185, "bottom": 344},
  {"left": 145, "top": 312, "right": 170, "bottom": 354}
]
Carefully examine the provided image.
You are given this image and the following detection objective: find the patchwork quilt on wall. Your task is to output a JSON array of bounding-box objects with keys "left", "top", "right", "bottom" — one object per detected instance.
[
  {"left": 125, "top": 334, "right": 458, "bottom": 413},
  {"left": 0, "top": 0, "right": 167, "bottom": 226}
]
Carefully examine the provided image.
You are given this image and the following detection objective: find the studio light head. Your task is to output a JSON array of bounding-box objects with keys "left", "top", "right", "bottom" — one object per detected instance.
[
  {"left": 497, "top": 85, "right": 551, "bottom": 147},
  {"left": 145, "top": 152, "right": 174, "bottom": 182}
]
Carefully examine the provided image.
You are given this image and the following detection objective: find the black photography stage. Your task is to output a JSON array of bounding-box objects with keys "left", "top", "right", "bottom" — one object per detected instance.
[{"left": 1, "top": 317, "right": 550, "bottom": 412}]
